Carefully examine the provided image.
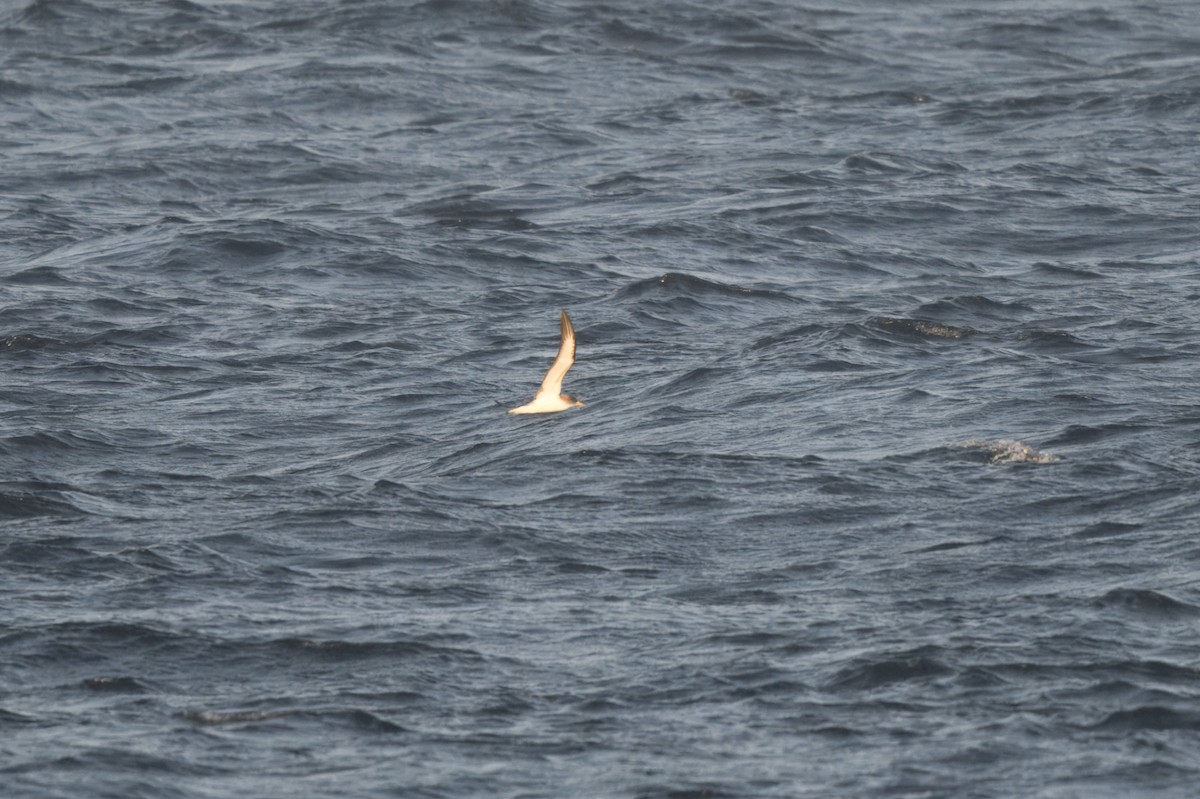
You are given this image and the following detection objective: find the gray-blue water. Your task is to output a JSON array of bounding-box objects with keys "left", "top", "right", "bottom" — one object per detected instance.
[{"left": 4, "top": 1, "right": 1200, "bottom": 796}]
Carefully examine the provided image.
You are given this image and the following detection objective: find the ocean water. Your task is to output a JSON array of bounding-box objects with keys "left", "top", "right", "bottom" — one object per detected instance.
[{"left": 3, "top": 0, "right": 1200, "bottom": 796}]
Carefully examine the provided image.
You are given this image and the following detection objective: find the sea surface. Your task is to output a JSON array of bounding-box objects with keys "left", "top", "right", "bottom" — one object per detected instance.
[{"left": 3, "top": 1, "right": 1200, "bottom": 796}]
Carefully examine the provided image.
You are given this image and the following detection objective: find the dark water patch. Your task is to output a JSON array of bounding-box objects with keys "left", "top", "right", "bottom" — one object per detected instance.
[
  {"left": 83, "top": 325, "right": 192, "bottom": 348},
  {"left": 554, "top": 560, "right": 610, "bottom": 575},
  {"left": 614, "top": 272, "right": 795, "bottom": 304},
  {"left": 993, "top": 658, "right": 1200, "bottom": 690},
  {"left": 1093, "top": 706, "right": 1200, "bottom": 732},
  {"left": 2, "top": 429, "right": 117, "bottom": 456},
  {"left": 912, "top": 294, "right": 1034, "bottom": 323},
  {"left": 81, "top": 675, "right": 148, "bottom": 693},
  {"left": 867, "top": 316, "right": 977, "bottom": 340},
  {"left": 836, "top": 250, "right": 966, "bottom": 279},
  {"left": 0, "top": 334, "right": 59, "bottom": 351},
  {"left": 1076, "top": 343, "right": 1176, "bottom": 366},
  {"left": 787, "top": 224, "right": 846, "bottom": 243},
  {"left": 1015, "top": 329, "right": 1095, "bottom": 353},
  {"left": 0, "top": 491, "right": 87, "bottom": 519},
  {"left": 666, "top": 585, "right": 787, "bottom": 607},
  {"left": 702, "top": 20, "right": 835, "bottom": 58},
  {"left": 212, "top": 235, "right": 287, "bottom": 258},
  {"left": 824, "top": 89, "right": 935, "bottom": 108},
  {"left": 912, "top": 538, "right": 994, "bottom": 554},
  {"left": 0, "top": 708, "right": 39, "bottom": 726},
  {"left": 647, "top": 365, "right": 735, "bottom": 396},
  {"left": 2, "top": 265, "right": 78, "bottom": 286},
  {"left": 1134, "top": 88, "right": 1200, "bottom": 117},
  {"left": 839, "top": 151, "right": 965, "bottom": 177},
  {"left": 731, "top": 673, "right": 814, "bottom": 700},
  {"left": 825, "top": 648, "right": 954, "bottom": 691},
  {"left": 0, "top": 622, "right": 192, "bottom": 669},
  {"left": 0, "top": 76, "right": 34, "bottom": 97},
  {"left": 632, "top": 784, "right": 741, "bottom": 799},
  {"left": 1072, "top": 521, "right": 1142, "bottom": 540},
  {"left": 301, "top": 707, "right": 407, "bottom": 733},
  {"left": 728, "top": 87, "right": 770, "bottom": 104},
  {"left": 387, "top": 581, "right": 497, "bottom": 605},
  {"left": 567, "top": 449, "right": 825, "bottom": 489},
  {"left": 1043, "top": 423, "right": 1147, "bottom": 446},
  {"left": 12, "top": 0, "right": 104, "bottom": 26},
  {"left": 3, "top": 745, "right": 212, "bottom": 779},
  {"left": 957, "top": 666, "right": 1009, "bottom": 689},
  {"left": 599, "top": 17, "right": 688, "bottom": 50},
  {"left": 274, "top": 637, "right": 486, "bottom": 664},
  {"left": 185, "top": 706, "right": 406, "bottom": 733},
  {"left": 160, "top": 218, "right": 357, "bottom": 272},
  {"left": 434, "top": 213, "right": 538, "bottom": 231},
  {"left": 586, "top": 170, "right": 667, "bottom": 195},
  {"left": 94, "top": 73, "right": 194, "bottom": 95},
  {"left": 84, "top": 296, "right": 171, "bottom": 317},
  {"left": 746, "top": 323, "right": 849, "bottom": 356},
  {"left": 1031, "top": 261, "right": 1105, "bottom": 280},
  {"left": 1095, "top": 589, "right": 1200, "bottom": 620},
  {"left": 699, "top": 630, "right": 793, "bottom": 648}
]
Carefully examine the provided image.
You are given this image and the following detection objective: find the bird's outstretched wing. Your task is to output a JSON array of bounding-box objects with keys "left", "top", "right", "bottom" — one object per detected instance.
[{"left": 536, "top": 310, "right": 576, "bottom": 398}]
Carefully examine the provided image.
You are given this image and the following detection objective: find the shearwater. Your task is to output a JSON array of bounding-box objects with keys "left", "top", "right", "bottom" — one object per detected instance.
[{"left": 508, "top": 310, "right": 586, "bottom": 414}]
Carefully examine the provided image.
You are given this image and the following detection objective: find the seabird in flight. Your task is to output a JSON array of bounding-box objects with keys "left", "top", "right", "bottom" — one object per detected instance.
[{"left": 509, "top": 310, "right": 586, "bottom": 414}]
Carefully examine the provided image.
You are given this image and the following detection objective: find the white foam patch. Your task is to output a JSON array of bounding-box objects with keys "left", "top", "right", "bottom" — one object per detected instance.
[{"left": 961, "top": 439, "right": 1059, "bottom": 464}]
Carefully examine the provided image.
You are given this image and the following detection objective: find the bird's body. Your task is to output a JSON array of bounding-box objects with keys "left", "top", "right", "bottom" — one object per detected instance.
[{"left": 509, "top": 310, "right": 586, "bottom": 414}]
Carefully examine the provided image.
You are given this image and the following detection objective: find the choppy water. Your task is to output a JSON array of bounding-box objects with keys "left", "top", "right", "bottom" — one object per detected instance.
[{"left": 4, "top": 1, "right": 1200, "bottom": 796}]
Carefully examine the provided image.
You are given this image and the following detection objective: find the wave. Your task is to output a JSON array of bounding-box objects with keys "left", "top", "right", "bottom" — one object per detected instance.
[
  {"left": 1096, "top": 588, "right": 1200, "bottom": 619},
  {"left": 0, "top": 490, "right": 89, "bottom": 519},
  {"left": 868, "top": 316, "right": 977, "bottom": 339},
  {"left": 825, "top": 647, "right": 953, "bottom": 691},
  {"left": 614, "top": 271, "right": 794, "bottom": 303}
]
